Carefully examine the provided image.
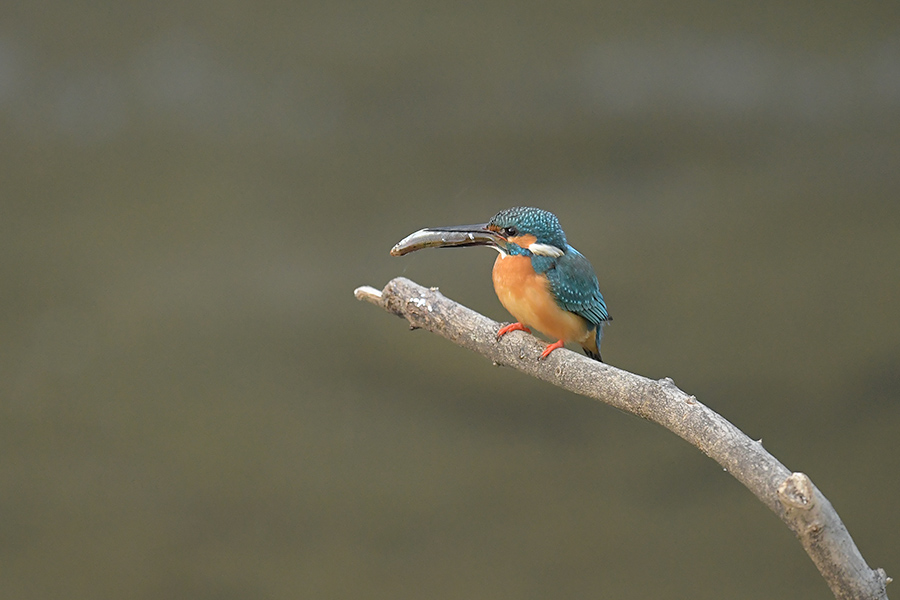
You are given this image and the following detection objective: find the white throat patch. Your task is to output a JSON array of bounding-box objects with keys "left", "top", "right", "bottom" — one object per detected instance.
[{"left": 528, "top": 243, "right": 564, "bottom": 258}]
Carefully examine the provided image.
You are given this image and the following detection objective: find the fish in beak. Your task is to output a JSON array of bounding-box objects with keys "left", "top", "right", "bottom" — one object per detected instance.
[{"left": 390, "top": 223, "right": 507, "bottom": 256}]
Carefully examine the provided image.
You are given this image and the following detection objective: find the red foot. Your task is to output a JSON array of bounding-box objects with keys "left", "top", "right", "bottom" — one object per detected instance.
[
  {"left": 497, "top": 322, "right": 531, "bottom": 341},
  {"left": 539, "top": 340, "right": 565, "bottom": 361}
]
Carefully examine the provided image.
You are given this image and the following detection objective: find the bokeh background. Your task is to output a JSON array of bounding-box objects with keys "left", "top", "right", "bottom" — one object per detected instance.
[{"left": 2, "top": 2, "right": 899, "bottom": 599}]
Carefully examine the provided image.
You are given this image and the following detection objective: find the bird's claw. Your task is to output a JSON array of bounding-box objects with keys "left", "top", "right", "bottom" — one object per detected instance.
[
  {"left": 538, "top": 340, "right": 565, "bottom": 360},
  {"left": 496, "top": 322, "right": 531, "bottom": 341}
]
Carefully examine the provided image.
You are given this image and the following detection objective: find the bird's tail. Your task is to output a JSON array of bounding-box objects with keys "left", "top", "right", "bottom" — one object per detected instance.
[
  {"left": 581, "top": 325, "right": 605, "bottom": 363},
  {"left": 582, "top": 347, "right": 603, "bottom": 362}
]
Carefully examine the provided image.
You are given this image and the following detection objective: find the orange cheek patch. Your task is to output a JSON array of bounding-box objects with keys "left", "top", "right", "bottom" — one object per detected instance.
[{"left": 507, "top": 234, "right": 537, "bottom": 249}]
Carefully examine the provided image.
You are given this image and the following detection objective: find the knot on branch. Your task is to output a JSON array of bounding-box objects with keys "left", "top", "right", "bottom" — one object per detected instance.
[{"left": 779, "top": 472, "right": 814, "bottom": 510}]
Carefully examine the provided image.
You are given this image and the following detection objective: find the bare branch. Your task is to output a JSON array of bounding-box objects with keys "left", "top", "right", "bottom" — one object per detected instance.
[{"left": 355, "top": 277, "right": 891, "bottom": 600}]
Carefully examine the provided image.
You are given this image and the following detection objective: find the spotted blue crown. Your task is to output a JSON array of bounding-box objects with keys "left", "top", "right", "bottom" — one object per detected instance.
[{"left": 488, "top": 207, "right": 568, "bottom": 250}]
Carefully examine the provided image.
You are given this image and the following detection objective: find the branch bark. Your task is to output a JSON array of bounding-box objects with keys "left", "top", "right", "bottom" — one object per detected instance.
[{"left": 355, "top": 277, "right": 891, "bottom": 600}]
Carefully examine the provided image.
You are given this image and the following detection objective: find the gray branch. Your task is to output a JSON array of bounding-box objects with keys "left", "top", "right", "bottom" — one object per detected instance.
[{"left": 355, "top": 277, "right": 891, "bottom": 600}]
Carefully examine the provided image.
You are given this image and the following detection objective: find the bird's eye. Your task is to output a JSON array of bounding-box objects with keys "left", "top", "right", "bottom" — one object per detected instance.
[{"left": 503, "top": 226, "right": 518, "bottom": 237}]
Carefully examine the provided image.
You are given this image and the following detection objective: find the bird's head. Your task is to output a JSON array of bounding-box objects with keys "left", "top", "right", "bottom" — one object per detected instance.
[{"left": 486, "top": 207, "right": 567, "bottom": 257}]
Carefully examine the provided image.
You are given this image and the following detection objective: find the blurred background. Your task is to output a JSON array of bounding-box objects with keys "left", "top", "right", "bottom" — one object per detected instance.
[{"left": 2, "top": 1, "right": 898, "bottom": 598}]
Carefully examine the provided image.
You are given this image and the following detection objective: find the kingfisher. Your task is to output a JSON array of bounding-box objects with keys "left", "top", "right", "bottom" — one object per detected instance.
[{"left": 391, "top": 207, "right": 610, "bottom": 362}]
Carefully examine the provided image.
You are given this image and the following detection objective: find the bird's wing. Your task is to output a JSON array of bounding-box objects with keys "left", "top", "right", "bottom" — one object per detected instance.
[{"left": 543, "top": 247, "right": 610, "bottom": 325}]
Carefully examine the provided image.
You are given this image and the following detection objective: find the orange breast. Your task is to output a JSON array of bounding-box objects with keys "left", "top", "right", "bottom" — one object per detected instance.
[{"left": 492, "top": 254, "right": 594, "bottom": 347}]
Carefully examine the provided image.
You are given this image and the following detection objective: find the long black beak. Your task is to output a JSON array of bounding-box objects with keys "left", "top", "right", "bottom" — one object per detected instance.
[{"left": 390, "top": 223, "right": 506, "bottom": 256}]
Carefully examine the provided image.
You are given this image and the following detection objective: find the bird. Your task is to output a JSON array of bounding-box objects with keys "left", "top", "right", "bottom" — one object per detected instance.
[{"left": 390, "top": 207, "right": 610, "bottom": 362}]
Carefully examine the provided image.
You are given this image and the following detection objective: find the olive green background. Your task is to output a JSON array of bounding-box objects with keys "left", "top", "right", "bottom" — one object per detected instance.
[{"left": 2, "top": 2, "right": 898, "bottom": 599}]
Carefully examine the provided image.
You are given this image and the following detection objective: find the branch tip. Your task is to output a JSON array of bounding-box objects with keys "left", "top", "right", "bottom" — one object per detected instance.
[{"left": 354, "top": 285, "right": 383, "bottom": 304}]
